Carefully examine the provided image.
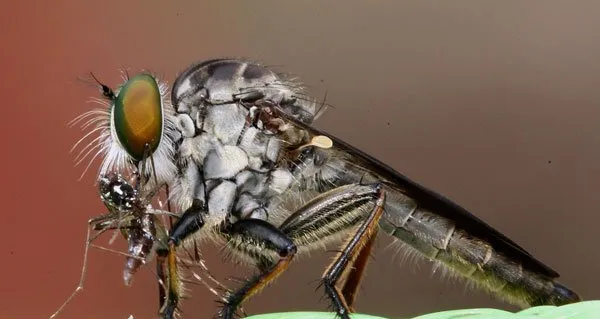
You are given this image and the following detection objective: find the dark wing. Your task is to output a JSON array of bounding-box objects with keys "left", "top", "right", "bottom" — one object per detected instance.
[{"left": 284, "top": 113, "right": 559, "bottom": 278}]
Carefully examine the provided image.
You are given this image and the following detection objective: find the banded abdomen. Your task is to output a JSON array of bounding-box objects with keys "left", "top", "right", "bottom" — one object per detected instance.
[{"left": 379, "top": 187, "right": 579, "bottom": 307}]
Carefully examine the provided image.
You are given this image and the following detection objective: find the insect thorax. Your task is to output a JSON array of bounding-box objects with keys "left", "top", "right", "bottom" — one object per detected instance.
[{"left": 166, "top": 59, "right": 331, "bottom": 226}]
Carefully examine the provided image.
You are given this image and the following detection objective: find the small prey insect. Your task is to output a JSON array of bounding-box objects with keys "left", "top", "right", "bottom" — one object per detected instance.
[
  {"left": 49, "top": 171, "right": 165, "bottom": 318},
  {"left": 62, "top": 59, "right": 580, "bottom": 319},
  {"left": 50, "top": 171, "right": 231, "bottom": 319}
]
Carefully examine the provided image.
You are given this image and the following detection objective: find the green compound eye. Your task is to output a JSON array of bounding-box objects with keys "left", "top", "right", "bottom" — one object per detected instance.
[{"left": 113, "top": 74, "right": 163, "bottom": 161}]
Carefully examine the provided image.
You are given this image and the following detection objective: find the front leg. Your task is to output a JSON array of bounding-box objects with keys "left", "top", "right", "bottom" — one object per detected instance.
[
  {"left": 160, "top": 199, "right": 207, "bottom": 319},
  {"left": 219, "top": 219, "right": 297, "bottom": 319}
]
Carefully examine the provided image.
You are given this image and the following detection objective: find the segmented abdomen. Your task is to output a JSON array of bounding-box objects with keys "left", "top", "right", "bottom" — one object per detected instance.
[{"left": 379, "top": 188, "right": 580, "bottom": 307}]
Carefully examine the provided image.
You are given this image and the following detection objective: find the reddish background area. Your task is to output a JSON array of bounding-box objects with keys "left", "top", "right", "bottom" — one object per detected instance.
[{"left": 2, "top": 1, "right": 600, "bottom": 319}]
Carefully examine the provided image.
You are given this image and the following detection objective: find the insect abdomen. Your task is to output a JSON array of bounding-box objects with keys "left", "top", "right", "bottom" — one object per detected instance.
[{"left": 379, "top": 189, "right": 580, "bottom": 307}]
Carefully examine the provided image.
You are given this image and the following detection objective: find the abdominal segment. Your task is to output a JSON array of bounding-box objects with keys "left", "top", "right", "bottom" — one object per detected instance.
[{"left": 379, "top": 188, "right": 580, "bottom": 307}]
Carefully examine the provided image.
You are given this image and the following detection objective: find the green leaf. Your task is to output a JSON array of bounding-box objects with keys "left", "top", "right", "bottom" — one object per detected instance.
[{"left": 245, "top": 301, "right": 600, "bottom": 319}]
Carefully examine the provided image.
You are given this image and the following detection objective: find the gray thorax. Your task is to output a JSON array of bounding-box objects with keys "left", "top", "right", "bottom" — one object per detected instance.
[{"left": 167, "top": 59, "right": 321, "bottom": 224}]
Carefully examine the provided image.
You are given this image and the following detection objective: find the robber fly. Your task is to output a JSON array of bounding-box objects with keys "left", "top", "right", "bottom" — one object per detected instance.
[{"left": 60, "top": 58, "right": 580, "bottom": 319}]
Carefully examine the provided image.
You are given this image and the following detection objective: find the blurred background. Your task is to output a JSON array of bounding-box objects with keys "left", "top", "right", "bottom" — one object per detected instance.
[{"left": 2, "top": 1, "right": 600, "bottom": 318}]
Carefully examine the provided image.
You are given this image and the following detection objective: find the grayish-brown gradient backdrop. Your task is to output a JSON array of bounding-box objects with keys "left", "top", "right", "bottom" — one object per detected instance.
[{"left": 2, "top": 1, "right": 600, "bottom": 318}]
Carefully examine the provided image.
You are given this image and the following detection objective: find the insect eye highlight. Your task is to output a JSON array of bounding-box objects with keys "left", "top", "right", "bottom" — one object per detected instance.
[{"left": 113, "top": 74, "right": 163, "bottom": 161}]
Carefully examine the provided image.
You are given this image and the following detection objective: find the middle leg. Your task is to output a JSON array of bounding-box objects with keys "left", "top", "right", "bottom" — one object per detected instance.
[
  {"left": 214, "top": 183, "right": 385, "bottom": 318},
  {"left": 218, "top": 219, "right": 297, "bottom": 319}
]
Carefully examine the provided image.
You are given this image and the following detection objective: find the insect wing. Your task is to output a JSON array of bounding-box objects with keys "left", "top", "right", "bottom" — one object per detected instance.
[{"left": 276, "top": 108, "right": 559, "bottom": 278}]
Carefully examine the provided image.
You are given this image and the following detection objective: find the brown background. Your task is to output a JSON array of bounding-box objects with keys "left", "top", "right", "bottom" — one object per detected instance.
[{"left": 2, "top": 1, "right": 600, "bottom": 318}]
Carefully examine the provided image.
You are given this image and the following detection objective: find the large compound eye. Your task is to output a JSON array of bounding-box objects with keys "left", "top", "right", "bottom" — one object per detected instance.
[{"left": 113, "top": 74, "right": 163, "bottom": 161}]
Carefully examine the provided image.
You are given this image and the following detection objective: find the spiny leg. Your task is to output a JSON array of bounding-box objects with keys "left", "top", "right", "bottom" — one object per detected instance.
[
  {"left": 340, "top": 230, "right": 377, "bottom": 312},
  {"left": 160, "top": 199, "right": 207, "bottom": 319},
  {"left": 210, "top": 183, "right": 384, "bottom": 317},
  {"left": 277, "top": 183, "right": 385, "bottom": 318},
  {"left": 218, "top": 219, "right": 297, "bottom": 319},
  {"left": 159, "top": 243, "right": 183, "bottom": 319},
  {"left": 156, "top": 248, "right": 169, "bottom": 317},
  {"left": 156, "top": 184, "right": 174, "bottom": 316},
  {"left": 321, "top": 185, "right": 384, "bottom": 318}
]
